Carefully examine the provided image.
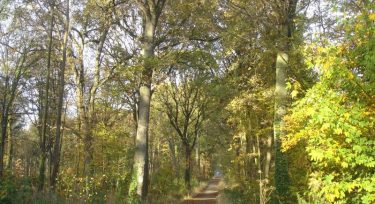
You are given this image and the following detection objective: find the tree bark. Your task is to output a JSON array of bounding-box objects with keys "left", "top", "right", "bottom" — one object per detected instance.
[
  {"left": 132, "top": 84, "right": 151, "bottom": 202},
  {"left": 0, "top": 54, "right": 26, "bottom": 178},
  {"left": 0, "top": 108, "right": 9, "bottom": 177},
  {"left": 273, "top": 0, "right": 298, "bottom": 198},
  {"left": 130, "top": 2, "right": 157, "bottom": 202},
  {"left": 256, "top": 133, "right": 265, "bottom": 204},
  {"left": 74, "top": 34, "right": 88, "bottom": 175},
  {"left": 167, "top": 137, "right": 179, "bottom": 177},
  {"left": 6, "top": 118, "right": 12, "bottom": 170},
  {"left": 274, "top": 48, "right": 290, "bottom": 200},
  {"left": 38, "top": 0, "right": 55, "bottom": 191},
  {"left": 129, "top": 1, "right": 166, "bottom": 202},
  {"left": 245, "top": 115, "right": 253, "bottom": 178},
  {"left": 184, "top": 146, "right": 192, "bottom": 191},
  {"left": 50, "top": 0, "right": 70, "bottom": 189},
  {"left": 264, "top": 133, "right": 273, "bottom": 181},
  {"left": 83, "top": 27, "right": 109, "bottom": 175},
  {"left": 2, "top": 76, "right": 26, "bottom": 178},
  {"left": 195, "top": 134, "right": 200, "bottom": 176}
]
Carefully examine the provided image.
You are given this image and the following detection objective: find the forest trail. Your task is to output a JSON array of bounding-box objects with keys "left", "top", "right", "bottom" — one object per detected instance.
[{"left": 182, "top": 177, "right": 223, "bottom": 204}]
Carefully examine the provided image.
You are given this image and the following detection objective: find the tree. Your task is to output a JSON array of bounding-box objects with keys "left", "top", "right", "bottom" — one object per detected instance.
[
  {"left": 0, "top": 16, "right": 39, "bottom": 177},
  {"left": 272, "top": 0, "right": 298, "bottom": 200},
  {"left": 70, "top": 0, "right": 117, "bottom": 176},
  {"left": 50, "top": 0, "right": 70, "bottom": 189},
  {"left": 38, "top": 0, "right": 55, "bottom": 191},
  {"left": 157, "top": 61, "right": 211, "bottom": 190},
  {"left": 128, "top": 0, "right": 166, "bottom": 202},
  {"left": 283, "top": 1, "right": 375, "bottom": 203},
  {"left": 0, "top": 47, "right": 27, "bottom": 177},
  {"left": 0, "top": 1, "right": 373, "bottom": 203}
]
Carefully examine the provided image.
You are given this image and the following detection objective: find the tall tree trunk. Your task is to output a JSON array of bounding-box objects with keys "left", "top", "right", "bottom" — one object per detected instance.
[
  {"left": 50, "top": 0, "right": 70, "bottom": 189},
  {"left": 6, "top": 118, "right": 12, "bottom": 171},
  {"left": 149, "top": 136, "right": 154, "bottom": 175},
  {"left": 132, "top": 84, "right": 151, "bottom": 202},
  {"left": 264, "top": 132, "right": 273, "bottom": 182},
  {"left": 129, "top": 10, "right": 155, "bottom": 204},
  {"left": 273, "top": 0, "right": 298, "bottom": 199},
  {"left": 195, "top": 134, "right": 200, "bottom": 176},
  {"left": 0, "top": 71, "right": 10, "bottom": 179},
  {"left": 184, "top": 146, "right": 192, "bottom": 191},
  {"left": 83, "top": 27, "right": 109, "bottom": 175},
  {"left": 76, "top": 74, "right": 85, "bottom": 176},
  {"left": 256, "top": 133, "right": 265, "bottom": 204},
  {"left": 129, "top": 1, "right": 166, "bottom": 202},
  {"left": 82, "top": 121, "right": 93, "bottom": 175},
  {"left": 131, "top": 83, "right": 151, "bottom": 202},
  {"left": 74, "top": 38, "right": 87, "bottom": 175},
  {"left": 245, "top": 115, "right": 253, "bottom": 178},
  {"left": 250, "top": 116, "right": 258, "bottom": 181},
  {"left": 0, "top": 76, "right": 9, "bottom": 176},
  {"left": 274, "top": 48, "right": 290, "bottom": 201},
  {"left": 0, "top": 54, "right": 25, "bottom": 178},
  {"left": 2, "top": 84, "right": 24, "bottom": 177},
  {"left": 0, "top": 109, "right": 8, "bottom": 177},
  {"left": 38, "top": 0, "right": 55, "bottom": 191}
]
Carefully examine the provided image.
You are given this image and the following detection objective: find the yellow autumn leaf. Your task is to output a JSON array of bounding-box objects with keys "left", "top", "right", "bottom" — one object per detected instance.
[
  {"left": 306, "top": 107, "right": 315, "bottom": 116},
  {"left": 334, "top": 128, "right": 343, "bottom": 135},
  {"left": 291, "top": 90, "right": 298, "bottom": 99},
  {"left": 348, "top": 72, "right": 354, "bottom": 79},
  {"left": 321, "top": 123, "right": 330, "bottom": 130}
]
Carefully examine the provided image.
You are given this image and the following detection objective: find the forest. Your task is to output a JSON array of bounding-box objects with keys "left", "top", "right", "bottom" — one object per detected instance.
[{"left": 0, "top": 0, "right": 374, "bottom": 203}]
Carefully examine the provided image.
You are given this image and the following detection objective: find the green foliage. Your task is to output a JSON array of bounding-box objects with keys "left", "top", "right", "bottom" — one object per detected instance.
[
  {"left": 284, "top": 5, "right": 375, "bottom": 203},
  {"left": 0, "top": 175, "right": 17, "bottom": 204},
  {"left": 1, "top": 1, "right": 374, "bottom": 204},
  {"left": 287, "top": 142, "right": 310, "bottom": 200},
  {"left": 128, "top": 169, "right": 141, "bottom": 204},
  {"left": 0, "top": 0, "right": 9, "bottom": 20},
  {"left": 0, "top": 175, "right": 39, "bottom": 204},
  {"left": 223, "top": 180, "right": 259, "bottom": 204},
  {"left": 274, "top": 145, "right": 290, "bottom": 198},
  {"left": 223, "top": 187, "right": 250, "bottom": 204},
  {"left": 57, "top": 172, "right": 131, "bottom": 204},
  {"left": 148, "top": 168, "right": 187, "bottom": 203},
  {"left": 296, "top": 194, "right": 327, "bottom": 204}
]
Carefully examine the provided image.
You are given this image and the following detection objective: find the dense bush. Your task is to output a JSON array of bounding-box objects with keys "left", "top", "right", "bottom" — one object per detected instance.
[
  {"left": 0, "top": 174, "right": 33, "bottom": 204},
  {"left": 57, "top": 172, "right": 132, "bottom": 203},
  {"left": 148, "top": 168, "right": 187, "bottom": 204}
]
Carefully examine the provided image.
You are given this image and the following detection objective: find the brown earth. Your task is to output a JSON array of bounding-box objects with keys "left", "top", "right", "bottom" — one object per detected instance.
[{"left": 182, "top": 178, "right": 222, "bottom": 204}]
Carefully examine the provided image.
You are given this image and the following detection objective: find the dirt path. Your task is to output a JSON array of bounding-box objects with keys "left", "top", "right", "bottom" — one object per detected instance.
[{"left": 182, "top": 177, "right": 222, "bottom": 204}]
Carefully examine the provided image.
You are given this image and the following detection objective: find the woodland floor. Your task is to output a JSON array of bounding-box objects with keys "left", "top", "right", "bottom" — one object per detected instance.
[{"left": 182, "top": 177, "right": 228, "bottom": 204}]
